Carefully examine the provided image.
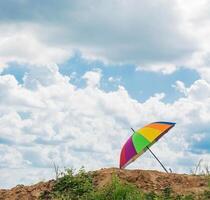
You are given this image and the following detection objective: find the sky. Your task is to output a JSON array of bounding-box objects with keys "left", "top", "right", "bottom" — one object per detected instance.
[{"left": 0, "top": 0, "right": 210, "bottom": 188}]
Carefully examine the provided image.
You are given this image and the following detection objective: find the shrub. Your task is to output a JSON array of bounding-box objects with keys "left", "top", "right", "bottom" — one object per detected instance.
[
  {"left": 162, "top": 186, "right": 172, "bottom": 199},
  {"left": 92, "top": 175, "right": 142, "bottom": 200},
  {"left": 40, "top": 167, "right": 94, "bottom": 200}
]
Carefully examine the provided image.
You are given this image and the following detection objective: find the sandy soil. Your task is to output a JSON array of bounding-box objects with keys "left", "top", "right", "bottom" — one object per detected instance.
[
  {"left": 0, "top": 180, "right": 54, "bottom": 200},
  {"left": 93, "top": 168, "right": 209, "bottom": 195},
  {"left": 0, "top": 168, "right": 208, "bottom": 199}
]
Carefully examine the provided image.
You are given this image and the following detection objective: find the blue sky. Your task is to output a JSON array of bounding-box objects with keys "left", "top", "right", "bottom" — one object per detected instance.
[
  {"left": 0, "top": 0, "right": 210, "bottom": 189},
  {"left": 2, "top": 53, "right": 199, "bottom": 103},
  {"left": 59, "top": 54, "right": 199, "bottom": 103}
]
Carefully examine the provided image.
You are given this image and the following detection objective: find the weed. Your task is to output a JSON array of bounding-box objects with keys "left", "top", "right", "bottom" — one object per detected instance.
[
  {"left": 162, "top": 186, "right": 172, "bottom": 199},
  {"left": 92, "top": 175, "right": 142, "bottom": 200}
]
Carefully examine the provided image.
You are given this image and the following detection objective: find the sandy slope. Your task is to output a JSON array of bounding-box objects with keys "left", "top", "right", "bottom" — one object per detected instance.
[
  {"left": 93, "top": 168, "right": 208, "bottom": 194},
  {"left": 0, "top": 168, "right": 209, "bottom": 200}
]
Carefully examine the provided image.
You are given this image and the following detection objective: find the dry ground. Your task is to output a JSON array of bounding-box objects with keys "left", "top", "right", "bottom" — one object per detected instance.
[{"left": 0, "top": 168, "right": 209, "bottom": 200}]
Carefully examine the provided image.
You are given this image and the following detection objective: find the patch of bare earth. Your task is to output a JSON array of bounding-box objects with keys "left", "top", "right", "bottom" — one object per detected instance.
[
  {"left": 93, "top": 168, "right": 208, "bottom": 195},
  {"left": 0, "top": 168, "right": 208, "bottom": 199},
  {"left": 0, "top": 180, "right": 54, "bottom": 200}
]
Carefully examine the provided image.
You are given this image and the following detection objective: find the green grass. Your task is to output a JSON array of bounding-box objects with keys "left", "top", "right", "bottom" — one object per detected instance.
[
  {"left": 39, "top": 168, "right": 210, "bottom": 200},
  {"left": 40, "top": 167, "right": 94, "bottom": 200},
  {"left": 92, "top": 176, "right": 143, "bottom": 200}
]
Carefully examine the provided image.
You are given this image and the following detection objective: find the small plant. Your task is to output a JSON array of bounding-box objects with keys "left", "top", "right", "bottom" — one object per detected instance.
[
  {"left": 203, "top": 190, "right": 210, "bottom": 199},
  {"left": 92, "top": 175, "right": 142, "bottom": 200},
  {"left": 182, "top": 194, "right": 194, "bottom": 200},
  {"left": 162, "top": 186, "right": 172, "bottom": 199},
  {"left": 144, "top": 191, "right": 157, "bottom": 200},
  {"left": 193, "top": 159, "right": 203, "bottom": 175},
  {"left": 53, "top": 167, "right": 94, "bottom": 200},
  {"left": 204, "top": 164, "right": 210, "bottom": 176},
  {"left": 53, "top": 162, "right": 60, "bottom": 180},
  {"left": 191, "top": 160, "right": 210, "bottom": 176},
  {"left": 40, "top": 167, "right": 94, "bottom": 200}
]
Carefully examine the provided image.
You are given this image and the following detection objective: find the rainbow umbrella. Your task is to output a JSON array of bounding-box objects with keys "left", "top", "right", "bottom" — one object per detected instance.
[{"left": 119, "top": 122, "right": 175, "bottom": 170}]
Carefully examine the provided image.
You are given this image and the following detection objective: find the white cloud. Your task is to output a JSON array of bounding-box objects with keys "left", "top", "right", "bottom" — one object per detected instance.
[
  {"left": 174, "top": 79, "right": 210, "bottom": 100},
  {"left": 108, "top": 76, "right": 121, "bottom": 84},
  {"left": 82, "top": 69, "right": 101, "bottom": 88},
  {"left": 0, "top": 0, "right": 206, "bottom": 73},
  {"left": 0, "top": 66, "right": 210, "bottom": 188},
  {"left": 0, "top": 168, "right": 54, "bottom": 188},
  {"left": 137, "top": 63, "right": 177, "bottom": 75},
  {"left": 0, "top": 24, "right": 70, "bottom": 69},
  {"left": 173, "top": 80, "right": 188, "bottom": 95}
]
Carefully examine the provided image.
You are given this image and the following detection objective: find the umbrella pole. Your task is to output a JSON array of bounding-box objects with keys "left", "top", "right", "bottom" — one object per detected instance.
[
  {"left": 146, "top": 147, "right": 168, "bottom": 173},
  {"left": 131, "top": 128, "right": 168, "bottom": 173}
]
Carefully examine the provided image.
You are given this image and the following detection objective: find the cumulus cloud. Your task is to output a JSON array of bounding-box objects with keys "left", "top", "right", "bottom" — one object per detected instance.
[
  {"left": 173, "top": 80, "right": 188, "bottom": 95},
  {"left": 0, "top": 0, "right": 207, "bottom": 73},
  {"left": 0, "top": 65, "right": 210, "bottom": 188},
  {"left": 0, "top": 24, "right": 70, "bottom": 69},
  {"left": 82, "top": 69, "right": 101, "bottom": 88},
  {"left": 174, "top": 79, "right": 210, "bottom": 100}
]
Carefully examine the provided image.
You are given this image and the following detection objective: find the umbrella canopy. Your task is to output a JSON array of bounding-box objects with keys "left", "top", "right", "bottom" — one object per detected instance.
[{"left": 119, "top": 122, "right": 175, "bottom": 169}]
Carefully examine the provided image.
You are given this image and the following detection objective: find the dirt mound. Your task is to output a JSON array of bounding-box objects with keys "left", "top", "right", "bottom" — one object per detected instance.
[
  {"left": 0, "top": 168, "right": 209, "bottom": 199},
  {"left": 93, "top": 168, "right": 208, "bottom": 195},
  {"left": 0, "top": 180, "right": 54, "bottom": 200}
]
